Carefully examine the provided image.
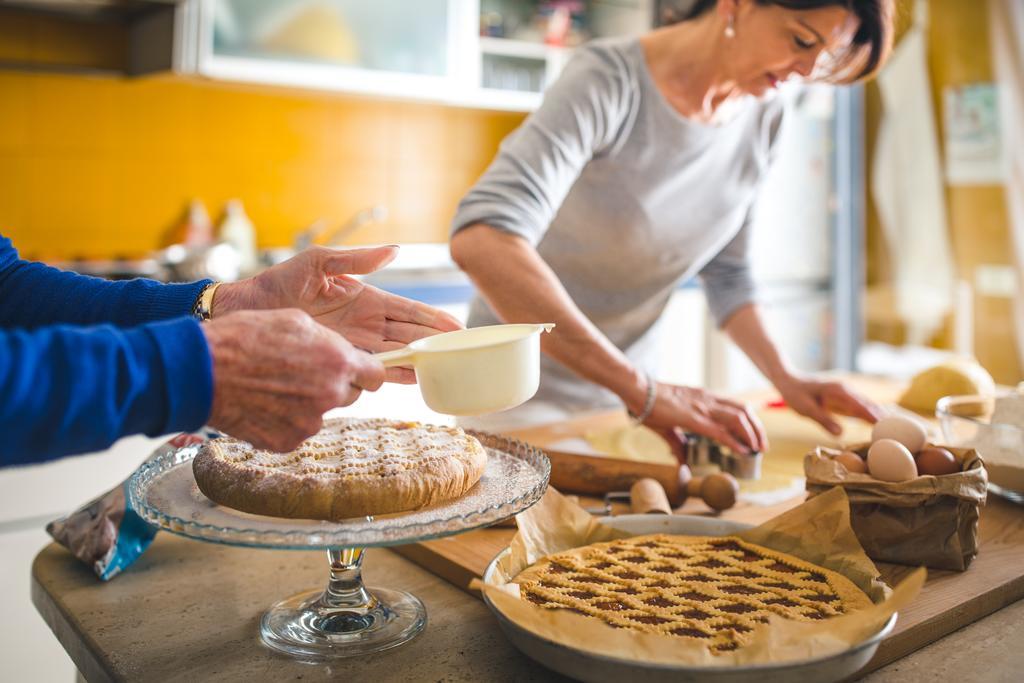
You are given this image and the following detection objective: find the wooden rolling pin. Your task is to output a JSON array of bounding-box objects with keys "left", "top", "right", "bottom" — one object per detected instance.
[
  {"left": 686, "top": 471, "right": 739, "bottom": 511},
  {"left": 546, "top": 446, "right": 740, "bottom": 509},
  {"left": 545, "top": 448, "right": 692, "bottom": 504},
  {"left": 629, "top": 478, "right": 673, "bottom": 514},
  {"left": 629, "top": 472, "right": 739, "bottom": 513}
]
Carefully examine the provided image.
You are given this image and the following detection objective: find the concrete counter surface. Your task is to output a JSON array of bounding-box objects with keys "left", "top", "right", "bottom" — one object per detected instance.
[{"left": 32, "top": 532, "right": 1024, "bottom": 682}]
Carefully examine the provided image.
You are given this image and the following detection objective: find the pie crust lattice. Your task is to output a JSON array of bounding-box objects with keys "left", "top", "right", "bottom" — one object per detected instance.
[{"left": 514, "top": 534, "right": 873, "bottom": 653}]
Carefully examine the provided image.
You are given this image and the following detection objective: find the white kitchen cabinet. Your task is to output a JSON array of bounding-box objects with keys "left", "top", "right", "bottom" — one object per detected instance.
[
  {"left": 475, "top": 0, "right": 652, "bottom": 108},
  {"left": 199, "top": 0, "right": 478, "bottom": 104},
  {"left": 190, "top": 0, "right": 652, "bottom": 111},
  {"left": 0, "top": 435, "right": 160, "bottom": 525},
  {"left": 0, "top": 528, "right": 78, "bottom": 682},
  {"left": 0, "top": 436, "right": 162, "bottom": 683}
]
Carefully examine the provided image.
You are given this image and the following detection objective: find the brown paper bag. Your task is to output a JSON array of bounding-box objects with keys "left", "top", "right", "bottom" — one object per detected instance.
[{"left": 805, "top": 444, "right": 987, "bottom": 571}]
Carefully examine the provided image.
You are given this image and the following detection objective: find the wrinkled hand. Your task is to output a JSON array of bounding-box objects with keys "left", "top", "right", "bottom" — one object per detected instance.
[
  {"left": 775, "top": 374, "right": 882, "bottom": 436},
  {"left": 215, "top": 246, "right": 463, "bottom": 383},
  {"left": 202, "top": 309, "right": 385, "bottom": 452},
  {"left": 643, "top": 383, "right": 768, "bottom": 458}
]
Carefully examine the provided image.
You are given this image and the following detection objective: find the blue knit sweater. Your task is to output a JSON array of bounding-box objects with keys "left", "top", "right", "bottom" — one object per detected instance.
[{"left": 0, "top": 234, "right": 213, "bottom": 466}]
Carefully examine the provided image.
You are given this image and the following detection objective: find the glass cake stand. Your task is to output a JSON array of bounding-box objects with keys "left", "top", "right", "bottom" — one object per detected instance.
[{"left": 127, "top": 427, "right": 550, "bottom": 660}]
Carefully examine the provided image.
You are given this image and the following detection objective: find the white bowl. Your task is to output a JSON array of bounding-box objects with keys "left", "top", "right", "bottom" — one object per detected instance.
[{"left": 373, "top": 324, "right": 552, "bottom": 416}]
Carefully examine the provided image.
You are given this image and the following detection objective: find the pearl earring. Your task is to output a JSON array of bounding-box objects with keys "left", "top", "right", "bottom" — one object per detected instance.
[{"left": 725, "top": 16, "right": 736, "bottom": 38}]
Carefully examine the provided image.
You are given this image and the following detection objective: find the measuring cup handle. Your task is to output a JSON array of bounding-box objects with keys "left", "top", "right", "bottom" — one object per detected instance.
[{"left": 372, "top": 348, "right": 415, "bottom": 368}]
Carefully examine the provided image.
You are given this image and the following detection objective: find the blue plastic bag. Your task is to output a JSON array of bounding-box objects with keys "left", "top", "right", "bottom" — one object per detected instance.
[{"left": 46, "top": 431, "right": 210, "bottom": 580}]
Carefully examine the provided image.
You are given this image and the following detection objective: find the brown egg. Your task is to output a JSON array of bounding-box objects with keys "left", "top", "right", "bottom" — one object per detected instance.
[
  {"left": 835, "top": 450, "right": 868, "bottom": 474},
  {"left": 916, "top": 447, "right": 960, "bottom": 476}
]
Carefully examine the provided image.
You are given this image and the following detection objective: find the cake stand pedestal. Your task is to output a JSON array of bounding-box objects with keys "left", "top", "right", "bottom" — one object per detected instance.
[{"left": 259, "top": 546, "right": 428, "bottom": 657}]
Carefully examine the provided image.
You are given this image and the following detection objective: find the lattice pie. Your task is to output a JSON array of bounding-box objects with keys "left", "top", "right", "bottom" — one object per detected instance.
[
  {"left": 193, "top": 419, "right": 487, "bottom": 520},
  {"left": 514, "top": 534, "right": 872, "bottom": 653}
]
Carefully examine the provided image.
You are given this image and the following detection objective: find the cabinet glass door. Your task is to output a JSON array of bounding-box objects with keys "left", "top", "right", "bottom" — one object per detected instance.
[{"left": 208, "top": 0, "right": 454, "bottom": 77}]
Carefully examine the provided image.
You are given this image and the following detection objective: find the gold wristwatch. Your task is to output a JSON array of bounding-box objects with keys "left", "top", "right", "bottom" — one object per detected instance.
[{"left": 192, "top": 282, "right": 222, "bottom": 322}]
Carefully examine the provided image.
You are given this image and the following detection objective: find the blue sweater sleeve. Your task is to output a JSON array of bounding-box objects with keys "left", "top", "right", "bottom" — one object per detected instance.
[
  {"left": 0, "top": 234, "right": 210, "bottom": 329},
  {"left": 0, "top": 318, "right": 213, "bottom": 467}
]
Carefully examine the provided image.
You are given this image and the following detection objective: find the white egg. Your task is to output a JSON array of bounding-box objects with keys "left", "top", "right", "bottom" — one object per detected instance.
[
  {"left": 867, "top": 439, "right": 919, "bottom": 482},
  {"left": 871, "top": 415, "right": 927, "bottom": 454}
]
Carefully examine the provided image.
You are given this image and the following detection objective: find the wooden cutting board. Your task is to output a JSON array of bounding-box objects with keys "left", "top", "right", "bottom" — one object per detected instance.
[{"left": 392, "top": 376, "right": 1024, "bottom": 674}]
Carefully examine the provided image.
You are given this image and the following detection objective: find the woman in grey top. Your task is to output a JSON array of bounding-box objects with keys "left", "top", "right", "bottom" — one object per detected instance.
[{"left": 451, "top": 0, "right": 894, "bottom": 454}]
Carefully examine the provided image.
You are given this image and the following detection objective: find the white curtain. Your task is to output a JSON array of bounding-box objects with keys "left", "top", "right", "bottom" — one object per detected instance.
[
  {"left": 989, "top": 0, "right": 1024, "bottom": 369},
  {"left": 870, "top": 0, "right": 955, "bottom": 345}
]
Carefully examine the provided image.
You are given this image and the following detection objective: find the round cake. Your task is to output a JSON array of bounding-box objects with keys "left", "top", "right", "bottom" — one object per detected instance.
[
  {"left": 514, "top": 534, "right": 873, "bottom": 654},
  {"left": 192, "top": 419, "right": 488, "bottom": 520}
]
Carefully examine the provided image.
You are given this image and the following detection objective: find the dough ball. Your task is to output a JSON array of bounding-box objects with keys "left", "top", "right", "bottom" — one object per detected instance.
[{"left": 899, "top": 359, "right": 995, "bottom": 415}]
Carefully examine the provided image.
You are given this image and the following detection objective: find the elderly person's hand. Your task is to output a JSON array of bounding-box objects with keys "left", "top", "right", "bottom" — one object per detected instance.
[
  {"left": 774, "top": 374, "right": 882, "bottom": 436},
  {"left": 642, "top": 382, "right": 769, "bottom": 458},
  {"left": 202, "top": 308, "right": 385, "bottom": 452},
  {"left": 214, "top": 246, "right": 463, "bottom": 383}
]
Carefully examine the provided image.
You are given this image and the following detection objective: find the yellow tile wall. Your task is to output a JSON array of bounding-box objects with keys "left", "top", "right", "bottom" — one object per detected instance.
[{"left": 0, "top": 71, "right": 525, "bottom": 260}]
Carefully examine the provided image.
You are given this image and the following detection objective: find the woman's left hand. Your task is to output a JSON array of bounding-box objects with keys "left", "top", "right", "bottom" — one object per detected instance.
[
  {"left": 775, "top": 374, "right": 883, "bottom": 436},
  {"left": 213, "top": 246, "right": 464, "bottom": 383}
]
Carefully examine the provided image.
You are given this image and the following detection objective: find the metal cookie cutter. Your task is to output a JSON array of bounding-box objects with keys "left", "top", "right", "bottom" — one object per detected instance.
[{"left": 683, "top": 433, "right": 762, "bottom": 480}]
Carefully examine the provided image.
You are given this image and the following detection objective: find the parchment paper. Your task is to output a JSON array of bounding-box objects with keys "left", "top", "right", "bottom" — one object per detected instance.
[{"left": 476, "top": 486, "right": 924, "bottom": 667}]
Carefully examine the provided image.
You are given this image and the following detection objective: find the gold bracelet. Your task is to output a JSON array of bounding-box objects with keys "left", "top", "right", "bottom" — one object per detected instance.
[{"left": 192, "top": 282, "right": 222, "bottom": 322}]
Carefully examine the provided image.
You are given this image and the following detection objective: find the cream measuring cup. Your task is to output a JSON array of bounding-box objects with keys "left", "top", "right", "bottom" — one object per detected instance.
[{"left": 372, "top": 323, "right": 553, "bottom": 416}]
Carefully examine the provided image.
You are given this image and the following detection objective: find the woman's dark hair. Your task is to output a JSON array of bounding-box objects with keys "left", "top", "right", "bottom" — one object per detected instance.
[{"left": 660, "top": 0, "right": 894, "bottom": 83}]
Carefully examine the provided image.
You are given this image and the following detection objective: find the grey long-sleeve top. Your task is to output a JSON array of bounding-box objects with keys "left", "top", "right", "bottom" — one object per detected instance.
[{"left": 451, "top": 37, "right": 784, "bottom": 411}]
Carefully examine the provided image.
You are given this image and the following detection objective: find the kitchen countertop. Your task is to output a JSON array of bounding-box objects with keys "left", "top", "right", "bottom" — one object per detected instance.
[
  {"left": 32, "top": 536, "right": 564, "bottom": 683},
  {"left": 32, "top": 513, "right": 1024, "bottom": 682}
]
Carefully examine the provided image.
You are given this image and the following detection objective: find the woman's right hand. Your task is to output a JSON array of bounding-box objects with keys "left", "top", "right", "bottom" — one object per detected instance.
[
  {"left": 202, "top": 308, "right": 385, "bottom": 452},
  {"left": 642, "top": 382, "right": 768, "bottom": 459}
]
